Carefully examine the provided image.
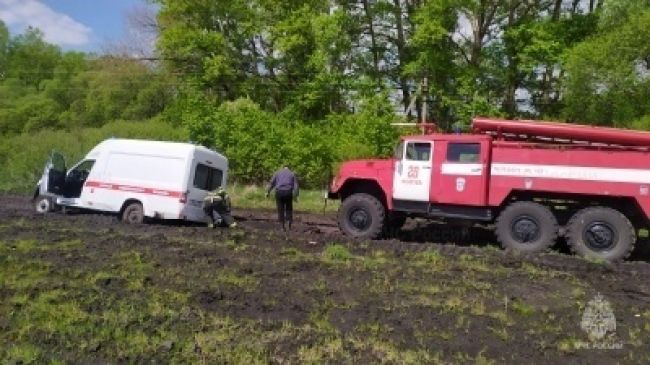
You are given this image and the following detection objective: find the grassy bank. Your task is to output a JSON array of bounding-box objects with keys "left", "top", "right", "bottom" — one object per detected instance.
[{"left": 229, "top": 184, "right": 338, "bottom": 213}]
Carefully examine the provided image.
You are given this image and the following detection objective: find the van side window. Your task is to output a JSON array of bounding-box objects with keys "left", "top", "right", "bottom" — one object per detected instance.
[
  {"left": 193, "top": 164, "right": 223, "bottom": 191},
  {"left": 405, "top": 142, "right": 431, "bottom": 161},
  {"left": 446, "top": 143, "right": 480, "bottom": 163}
]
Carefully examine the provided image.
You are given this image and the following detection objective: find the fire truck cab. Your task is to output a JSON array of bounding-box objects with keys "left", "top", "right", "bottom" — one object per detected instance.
[
  {"left": 391, "top": 134, "right": 492, "bottom": 214},
  {"left": 329, "top": 118, "right": 650, "bottom": 261}
]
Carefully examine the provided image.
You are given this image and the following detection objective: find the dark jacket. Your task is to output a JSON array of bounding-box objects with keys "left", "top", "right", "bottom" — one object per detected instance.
[{"left": 267, "top": 167, "right": 299, "bottom": 197}]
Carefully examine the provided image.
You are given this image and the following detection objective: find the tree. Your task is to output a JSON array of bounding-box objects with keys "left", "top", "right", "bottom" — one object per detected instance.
[
  {"left": 62, "top": 56, "right": 171, "bottom": 127},
  {"left": 0, "top": 20, "right": 9, "bottom": 80},
  {"left": 103, "top": 4, "right": 159, "bottom": 58},
  {"left": 562, "top": 5, "right": 650, "bottom": 126},
  {"left": 6, "top": 27, "right": 61, "bottom": 89}
]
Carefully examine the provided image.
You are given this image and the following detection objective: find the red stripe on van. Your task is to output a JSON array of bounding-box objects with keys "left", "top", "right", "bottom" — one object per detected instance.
[{"left": 85, "top": 180, "right": 183, "bottom": 198}]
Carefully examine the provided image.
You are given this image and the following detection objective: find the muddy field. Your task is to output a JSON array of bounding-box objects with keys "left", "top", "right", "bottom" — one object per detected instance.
[{"left": 1, "top": 194, "right": 649, "bottom": 363}]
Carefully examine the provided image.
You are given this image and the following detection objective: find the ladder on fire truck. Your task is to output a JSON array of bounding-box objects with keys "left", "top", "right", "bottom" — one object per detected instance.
[{"left": 472, "top": 118, "right": 650, "bottom": 149}]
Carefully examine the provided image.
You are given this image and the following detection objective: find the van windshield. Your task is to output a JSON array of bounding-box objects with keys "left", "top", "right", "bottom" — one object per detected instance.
[{"left": 72, "top": 160, "right": 95, "bottom": 175}]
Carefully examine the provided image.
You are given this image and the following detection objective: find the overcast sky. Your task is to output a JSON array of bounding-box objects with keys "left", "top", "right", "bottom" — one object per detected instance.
[{"left": 0, "top": 0, "right": 151, "bottom": 52}]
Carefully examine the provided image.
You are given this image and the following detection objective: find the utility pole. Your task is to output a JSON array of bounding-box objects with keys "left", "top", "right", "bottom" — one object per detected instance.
[
  {"left": 403, "top": 80, "right": 421, "bottom": 118},
  {"left": 397, "top": 77, "right": 434, "bottom": 134},
  {"left": 421, "top": 77, "right": 428, "bottom": 124}
]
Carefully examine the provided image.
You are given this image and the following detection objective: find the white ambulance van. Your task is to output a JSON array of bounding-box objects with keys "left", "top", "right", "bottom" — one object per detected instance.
[{"left": 33, "top": 139, "right": 228, "bottom": 224}]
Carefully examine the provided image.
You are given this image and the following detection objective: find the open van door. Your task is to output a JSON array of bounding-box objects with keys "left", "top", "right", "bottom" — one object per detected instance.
[
  {"left": 35, "top": 151, "right": 67, "bottom": 213},
  {"left": 41, "top": 151, "right": 67, "bottom": 195},
  {"left": 186, "top": 162, "right": 225, "bottom": 221}
]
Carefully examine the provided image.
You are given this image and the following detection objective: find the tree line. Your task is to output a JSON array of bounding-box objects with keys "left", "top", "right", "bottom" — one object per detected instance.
[
  {"left": 0, "top": 0, "right": 649, "bottom": 188},
  {"left": 156, "top": 0, "right": 650, "bottom": 128},
  {"left": 0, "top": 23, "right": 171, "bottom": 135}
]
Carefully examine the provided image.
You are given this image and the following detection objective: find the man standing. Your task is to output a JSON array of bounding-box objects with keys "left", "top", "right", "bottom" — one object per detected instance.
[
  {"left": 203, "top": 187, "right": 237, "bottom": 228},
  {"left": 266, "top": 165, "right": 299, "bottom": 230}
]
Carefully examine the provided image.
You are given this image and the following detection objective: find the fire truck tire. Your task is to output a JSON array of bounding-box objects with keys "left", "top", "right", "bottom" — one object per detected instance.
[
  {"left": 338, "top": 193, "right": 385, "bottom": 239},
  {"left": 495, "top": 201, "right": 559, "bottom": 253},
  {"left": 566, "top": 207, "right": 635, "bottom": 262},
  {"left": 121, "top": 202, "right": 145, "bottom": 224}
]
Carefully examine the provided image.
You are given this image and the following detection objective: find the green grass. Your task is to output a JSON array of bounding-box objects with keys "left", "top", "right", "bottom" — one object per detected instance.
[
  {"left": 228, "top": 183, "right": 339, "bottom": 213},
  {"left": 410, "top": 248, "right": 445, "bottom": 270},
  {"left": 214, "top": 269, "right": 259, "bottom": 291},
  {"left": 322, "top": 244, "right": 355, "bottom": 263}
]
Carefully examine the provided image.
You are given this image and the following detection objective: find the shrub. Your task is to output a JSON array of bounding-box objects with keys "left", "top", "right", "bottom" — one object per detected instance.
[{"left": 180, "top": 95, "right": 399, "bottom": 188}]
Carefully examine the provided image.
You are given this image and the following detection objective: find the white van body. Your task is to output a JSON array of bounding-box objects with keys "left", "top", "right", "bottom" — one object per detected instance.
[{"left": 35, "top": 139, "right": 228, "bottom": 223}]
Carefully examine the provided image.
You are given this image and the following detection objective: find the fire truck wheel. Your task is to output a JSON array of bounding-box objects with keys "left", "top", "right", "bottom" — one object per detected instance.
[
  {"left": 338, "top": 193, "right": 385, "bottom": 239},
  {"left": 122, "top": 202, "right": 145, "bottom": 224},
  {"left": 495, "top": 201, "right": 559, "bottom": 253},
  {"left": 567, "top": 207, "right": 635, "bottom": 262}
]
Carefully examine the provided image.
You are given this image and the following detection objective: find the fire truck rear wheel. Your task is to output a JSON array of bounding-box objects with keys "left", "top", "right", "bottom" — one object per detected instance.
[
  {"left": 495, "top": 201, "right": 559, "bottom": 253},
  {"left": 566, "top": 207, "right": 635, "bottom": 262},
  {"left": 338, "top": 193, "right": 385, "bottom": 239}
]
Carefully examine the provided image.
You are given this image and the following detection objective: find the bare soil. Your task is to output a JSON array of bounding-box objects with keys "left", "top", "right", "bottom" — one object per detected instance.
[{"left": 1, "top": 194, "right": 649, "bottom": 363}]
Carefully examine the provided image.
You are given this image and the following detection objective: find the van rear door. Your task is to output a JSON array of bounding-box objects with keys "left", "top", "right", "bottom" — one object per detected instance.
[
  {"left": 39, "top": 151, "right": 66, "bottom": 196},
  {"left": 186, "top": 162, "right": 225, "bottom": 221}
]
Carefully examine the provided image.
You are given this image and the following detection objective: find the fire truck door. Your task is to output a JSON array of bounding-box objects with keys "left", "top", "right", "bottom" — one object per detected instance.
[
  {"left": 393, "top": 141, "right": 433, "bottom": 202},
  {"left": 438, "top": 141, "right": 487, "bottom": 206}
]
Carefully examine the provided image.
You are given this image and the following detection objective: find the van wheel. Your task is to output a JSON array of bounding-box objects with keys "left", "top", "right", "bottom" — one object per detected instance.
[
  {"left": 495, "top": 201, "right": 559, "bottom": 253},
  {"left": 35, "top": 196, "right": 54, "bottom": 214},
  {"left": 122, "top": 202, "right": 144, "bottom": 224},
  {"left": 338, "top": 193, "right": 385, "bottom": 239},
  {"left": 567, "top": 207, "right": 635, "bottom": 262}
]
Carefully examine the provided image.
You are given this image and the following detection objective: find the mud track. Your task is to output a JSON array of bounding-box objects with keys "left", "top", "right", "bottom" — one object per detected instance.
[{"left": 1, "top": 193, "right": 650, "bottom": 363}]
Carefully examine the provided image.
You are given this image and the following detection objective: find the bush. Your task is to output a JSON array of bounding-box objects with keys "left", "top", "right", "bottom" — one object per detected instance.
[{"left": 180, "top": 95, "right": 399, "bottom": 188}]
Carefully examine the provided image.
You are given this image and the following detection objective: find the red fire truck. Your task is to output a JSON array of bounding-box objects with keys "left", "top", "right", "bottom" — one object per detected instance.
[{"left": 328, "top": 118, "right": 650, "bottom": 261}]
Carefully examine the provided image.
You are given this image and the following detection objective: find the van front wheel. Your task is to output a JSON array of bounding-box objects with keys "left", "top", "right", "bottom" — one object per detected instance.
[
  {"left": 35, "top": 195, "right": 54, "bottom": 214},
  {"left": 122, "top": 202, "right": 144, "bottom": 224}
]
